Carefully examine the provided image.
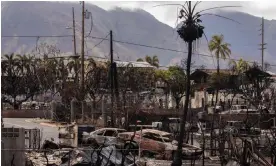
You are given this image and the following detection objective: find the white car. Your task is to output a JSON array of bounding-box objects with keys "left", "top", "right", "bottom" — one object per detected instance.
[
  {"left": 228, "top": 105, "right": 257, "bottom": 114},
  {"left": 82, "top": 128, "right": 126, "bottom": 146}
]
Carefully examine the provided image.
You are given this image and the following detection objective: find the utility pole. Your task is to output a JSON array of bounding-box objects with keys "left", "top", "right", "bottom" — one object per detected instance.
[
  {"left": 110, "top": 30, "right": 114, "bottom": 127},
  {"left": 80, "top": 1, "right": 85, "bottom": 123},
  {"left": 72, "top": 7, "right": 79, "bottom": 85},
  {"left": 72, "top": 7, "right": 77, "bottom": 57},
  {"left": 259, "top": 17, "right": 266, "bottom": 71},
  {"left": 81, "top": 1, "right": 85, "bottom": 98}
]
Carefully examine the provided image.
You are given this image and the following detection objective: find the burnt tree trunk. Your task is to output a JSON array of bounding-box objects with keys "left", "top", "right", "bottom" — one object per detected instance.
[{"left": 172, "top": 41, "right": 192, "bottom": 166}]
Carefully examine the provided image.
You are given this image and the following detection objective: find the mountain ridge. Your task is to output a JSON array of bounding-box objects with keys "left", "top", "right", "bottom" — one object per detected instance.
[{"left": 1, "top": 1, "right": 276, "bottom": 70}]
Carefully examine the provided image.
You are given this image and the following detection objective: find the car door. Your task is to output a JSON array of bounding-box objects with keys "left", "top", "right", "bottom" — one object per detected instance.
[
  {"left": 93, "top": 129, "right": 106, "bottom": 145},
  {"left": 102, "top": 129, "right": 117, "bottom": 144},
  {"left": 140, "top": 132, "right": 165, "bottom": 153}
]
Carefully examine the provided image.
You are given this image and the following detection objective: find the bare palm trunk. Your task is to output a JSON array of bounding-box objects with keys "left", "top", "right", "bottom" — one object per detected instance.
[
  {"left": 172, "top": 41, "right": 192, "bottom": 166},
  {"left": 211, "top": 57, "right": 220, "bottom": 156}
]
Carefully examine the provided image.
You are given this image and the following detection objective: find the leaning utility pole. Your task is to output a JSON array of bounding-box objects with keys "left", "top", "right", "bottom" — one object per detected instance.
[
  {"left": 259, "top": 17, "right": 266, "bottom": 71},
  {"left": 110, "top": 30, "right": 114, "bottom": 127}
]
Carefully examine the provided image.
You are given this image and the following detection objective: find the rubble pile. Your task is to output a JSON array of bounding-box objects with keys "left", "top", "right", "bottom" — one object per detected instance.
[
  {"left": 26, "top": 151, "right": 65, "bottom": 166},
  {"left": 26, "top": 128, "right": 204, "bottom": 166},
  {"left": 26, "top": 140, "right": 138, "bottom": 166}
]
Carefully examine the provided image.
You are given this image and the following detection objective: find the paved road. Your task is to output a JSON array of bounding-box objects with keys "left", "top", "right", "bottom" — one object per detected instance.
[{"left": 3, "top": 118, "right": 59, "bottom": 143}]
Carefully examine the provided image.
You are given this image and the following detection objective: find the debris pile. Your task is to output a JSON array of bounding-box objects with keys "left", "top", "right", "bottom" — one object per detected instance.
[
  {"left": 26, "top": 140, "right": 138, "bottom": 166},
  {"left": 26, "top": 128, "right": 204, "bottom": 166}
]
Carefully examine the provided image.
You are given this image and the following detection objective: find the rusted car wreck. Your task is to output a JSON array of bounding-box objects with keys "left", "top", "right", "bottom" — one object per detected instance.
[{"left": 117, "top": 129, "right": 203, "bottom": 160}]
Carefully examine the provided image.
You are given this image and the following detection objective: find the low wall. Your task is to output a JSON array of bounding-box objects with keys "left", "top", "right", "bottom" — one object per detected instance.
[{"left": 2, "top": 109, "right": 51, "bottom": 119}]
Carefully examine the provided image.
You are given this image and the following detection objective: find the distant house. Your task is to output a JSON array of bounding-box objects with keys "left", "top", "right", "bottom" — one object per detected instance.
[
  {"left": 190, "top": 68, "right": 252, "bottom": 109},
  {"left": 115, "top": 61, "right": 156, "bottom": 68},
  {"left": 267, "top": 71, "right": 276, "bottom": 87},
  {"left": 190, "top": 68, "right": 275, "bottom": 109}
]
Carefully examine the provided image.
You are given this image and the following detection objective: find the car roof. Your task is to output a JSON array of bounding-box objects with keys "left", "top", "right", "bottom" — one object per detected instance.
[
  {"left": 140, "top": 129, "right": 171, "bottom": 136},
  {"left": 95, "top": 128, "right": 126, "bottom": 131}
]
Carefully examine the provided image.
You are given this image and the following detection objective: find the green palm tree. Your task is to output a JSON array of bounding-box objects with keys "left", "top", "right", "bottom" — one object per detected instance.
[
  {"left": 145, "top": 55, "right": 159, "bottom": 67},
  {"left": 2, "top": 54, "right": 39, "bottom": 108},
  {"left": 208, "top": 34, "right": 231, "bottom": 158},
  {"left": 1, "top": 54, "right": 21, "bottom": 75},
  {"left": 209, "top": 34, "right": 231, "bottom": 75},
  {"left": 16, "top": 54, "right": 36, "bottom": 76},
  {"left": 208, "top": 34, "right": 231, "bottom": 106},
  {"left": 229, "top": 58, "right": 249, "bottom": 74},
  {"left": 136, "top": 58, "right": 144, "bottom": 62}
]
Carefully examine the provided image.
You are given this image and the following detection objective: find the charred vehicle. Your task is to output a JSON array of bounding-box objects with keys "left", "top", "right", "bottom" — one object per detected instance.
[
  {"left": 117, "top": 129, "right": 202, "bottom": 160},
  {"left": 82, "top": 128, "right": 126, "bottom": 146}
]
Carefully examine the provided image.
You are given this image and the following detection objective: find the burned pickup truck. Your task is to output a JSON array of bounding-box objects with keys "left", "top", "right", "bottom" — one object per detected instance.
[{"left": 117, "top": 129, "right": 203, "bottom": 160}]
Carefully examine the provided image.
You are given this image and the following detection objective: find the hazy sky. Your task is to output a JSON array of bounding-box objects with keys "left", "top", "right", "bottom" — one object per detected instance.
[{"left": 89, "top": 1, "right": 276, "bottom": 27}]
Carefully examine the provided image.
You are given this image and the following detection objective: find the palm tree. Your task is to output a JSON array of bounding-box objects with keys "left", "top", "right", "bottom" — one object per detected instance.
[
  {"left": 208, "top": 34, "right": 231, "bottom": 157},
  {"left": 150, "top": 2, "right": 239, "bottom": 165},
  {"left": 136, "top": 55, "right": 159, "bottom": 67},
  {"left": 208, "top": 34, "right": 231, "bottom": 104},
  {"left": 172, "top": 2, "right": 204, "bottom": 165},
  {"left": 1, "top": 54, "right": 20, "bottom": 76},
  {"left": 145, "top": 55, "right": 159, "bottom": 68},
  {"left": 1, "top": 54, "right": 22, "bottom": 108},
  {"left": 2, "top": 54, "right": 40, "bottom": 108},
  {"left": 136, "top": 58, "right": 144, "bottom": 62},
  {"left": 209, "top": 34, "right": 231, "bottom": 75},
  {"left": 17, "top": 54, "right": 36, "bottom": 77},
  {"left": 229, "top": 58, "right": 249, "bottom": 74}
]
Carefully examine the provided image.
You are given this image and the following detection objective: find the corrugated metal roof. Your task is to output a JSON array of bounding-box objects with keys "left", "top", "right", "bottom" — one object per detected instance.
[{"left": 115, "top": 61, "right": 155, "bottom": 68}]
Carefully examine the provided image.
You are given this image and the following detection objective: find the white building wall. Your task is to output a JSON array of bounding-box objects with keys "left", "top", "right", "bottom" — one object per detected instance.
[{"left": 2, "top": 128, "right": 25, "bottom": 166}]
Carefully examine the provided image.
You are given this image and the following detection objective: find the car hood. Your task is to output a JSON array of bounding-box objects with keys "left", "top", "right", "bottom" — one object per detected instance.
[{"left": 163, "top": 142, "right": 201, "bottom": 152}]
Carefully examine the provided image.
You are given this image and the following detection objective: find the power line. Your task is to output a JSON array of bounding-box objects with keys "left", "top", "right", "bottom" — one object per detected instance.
[
  {"left": 2, "top": 35, "right": 73, "bottom": 38},
  {"left": 87, "top": 32, "right": 110, "bottom": 52},
  {"left": 2, "top": 34, "right": 276, "bottom": 67},
  {"left": 90, "top": 36, "right": 276, "bottom": 67}
]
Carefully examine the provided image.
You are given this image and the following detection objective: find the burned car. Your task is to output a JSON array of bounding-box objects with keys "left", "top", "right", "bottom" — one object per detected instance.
[
  {"left": 117, "top": 129, "right": 202, "bottom": 160},
  {"left": 82, "top": 128, "right": 126, "bottom": 146}
]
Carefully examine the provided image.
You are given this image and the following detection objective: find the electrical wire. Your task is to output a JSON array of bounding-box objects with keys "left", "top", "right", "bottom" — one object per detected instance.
[
  {"left": 2, "top": 34, "right": 276, "bottom": 67},
  {"left": 86, "top": 32, "right": 110, "bottom": 53},
  {"left": 93, "top": 33, "right": 110, "bottom": 49},
  {"left": 90, "top": 36, "right": 276, "bottom": 67},
  {"left": 2, "top": 35, "right": 73, "bottom": 38}
]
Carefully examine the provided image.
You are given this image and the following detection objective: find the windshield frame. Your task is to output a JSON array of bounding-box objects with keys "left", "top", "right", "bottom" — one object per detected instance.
[{"left": 161, "top": 134, "right": 174, "bottom": 143}]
